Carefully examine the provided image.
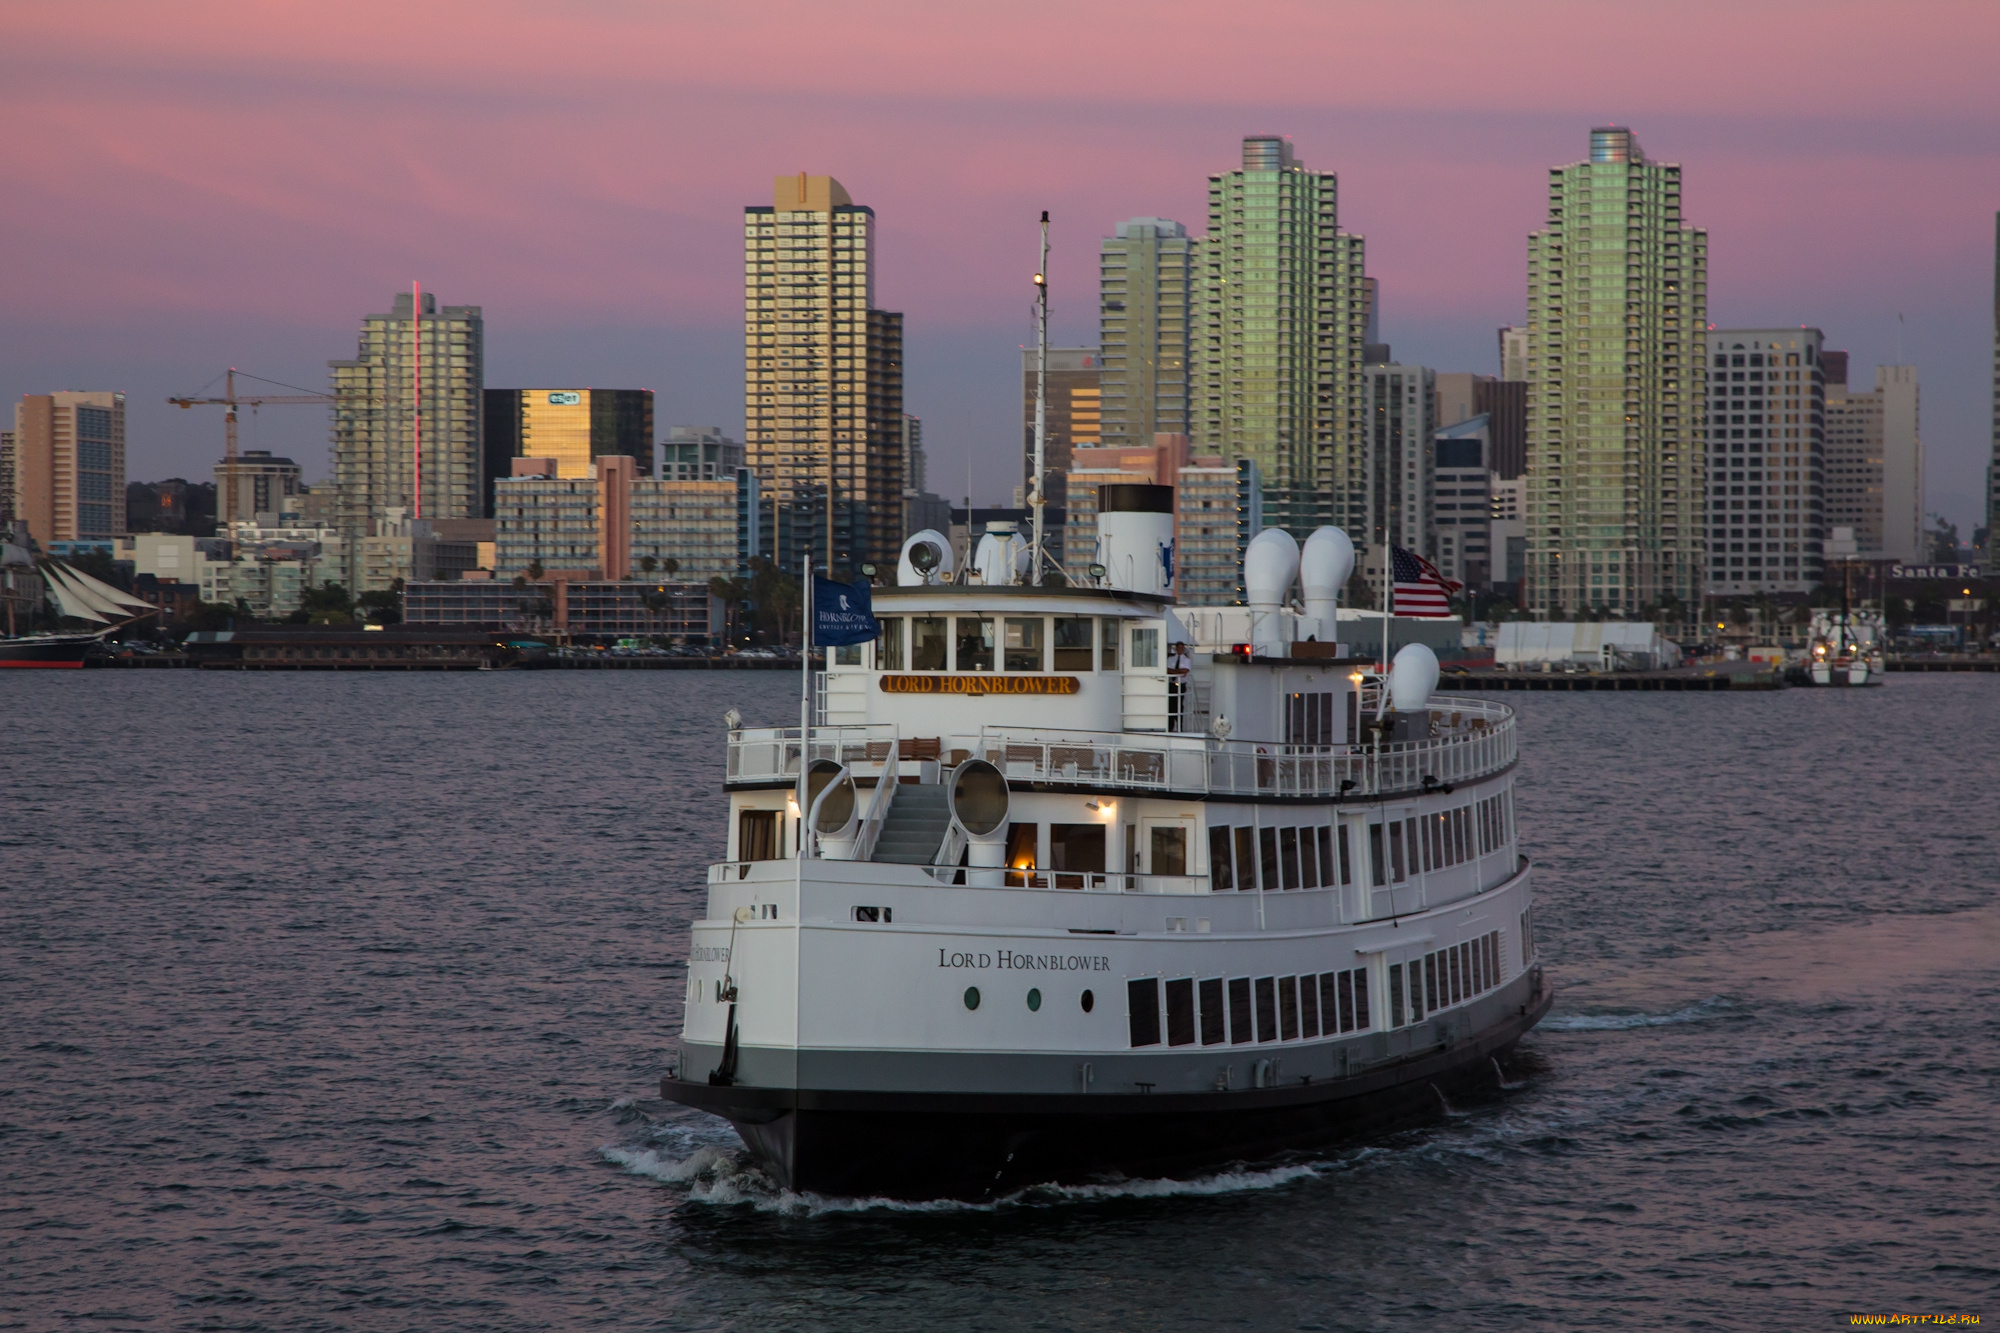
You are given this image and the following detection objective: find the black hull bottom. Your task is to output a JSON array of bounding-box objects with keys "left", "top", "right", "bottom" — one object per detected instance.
[
  {"left": 0, "top": 638, "right": 93, "bottom": 667},
  {"left": 664, "top": 977, "right": 1553, "bottom": 1200}
]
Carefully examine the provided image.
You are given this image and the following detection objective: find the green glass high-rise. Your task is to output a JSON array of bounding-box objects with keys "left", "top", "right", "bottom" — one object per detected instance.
[
  {"left": 1191, "top": 136, "right": 1368, "bottom": 537},
  {"left": 1524, "top": 127, "right": 1706, "bottom": 616}
]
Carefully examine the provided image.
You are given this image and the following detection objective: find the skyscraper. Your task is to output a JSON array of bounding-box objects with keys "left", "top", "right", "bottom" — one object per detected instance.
[
  {"left": 1191, "top": 135, "right": 1368, "bottom": 537},
  {"left": 1099, "top": 218, "right": 1192, "bottom": 451},
  {"left": 1989, "top": 213, "right": 2000, "bottom": 556},
  {"left": 1358, "top": 362, "right": 1436, "bottom": 569},
  {"left": 7, "top": 392, "right": 126, "bottom": 547},
  {"left": 1704, "top": 329, "right": 1826, "bottom": 596},
  {"left": 484, "top": 390, "right": 653, "bottom": 483},
  {"left": 330, "top": 290, "right": 485, "bottom": 545},
  {"left": 1524, "top": 127, "right": 1706, "bottom": 616},
  {"left": 1021, "top": 347, "right": 1100, "bottom": 507},
  {"left": 744, "top": 174, "right": 905, "bottom": 575},
  {"left": 1824, "top": 359, "right": 1922, "bottom": 563}
]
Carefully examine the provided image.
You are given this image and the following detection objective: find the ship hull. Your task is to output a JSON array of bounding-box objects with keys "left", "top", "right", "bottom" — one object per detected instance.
[
  {"left": 665, "top": 969, "right": 1551, "bottom": 1200},
  {"left": 0, "top": 636, "right": 94, "bottom": 668}
]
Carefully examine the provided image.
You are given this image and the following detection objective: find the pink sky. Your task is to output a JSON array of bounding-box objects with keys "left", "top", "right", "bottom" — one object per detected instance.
[{"left": 5, "top": 0, "right": 1999, "bottom": 530}]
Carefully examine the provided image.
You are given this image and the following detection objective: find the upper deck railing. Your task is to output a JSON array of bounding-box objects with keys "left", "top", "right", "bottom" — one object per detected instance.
[{"left": 726, "top": 695, "right": 1515, "bottom": 801}]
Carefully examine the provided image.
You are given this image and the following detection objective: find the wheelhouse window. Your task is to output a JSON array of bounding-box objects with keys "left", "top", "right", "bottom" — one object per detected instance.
[
  {"left": 878, "top": 616, "right": 905, "bottom": 671},
  {"left": 1003, "top": 617, "right": 1044, "bottom": 671},
  {"left": 911, "top": 617, "right": 947, "bottom": 670},
  {"left": 955, "top": 617, "right": 994, "bottom": 671},
  {"left": 1150, "top": 826, "right": 1187, "bottom": 876},
  {"left": 1130, "top": 625, "right": 1160, "bottom": 669},
  {"left": 737, "top": 809, "right": 781, "bottom": 861},
  {"left": 1053, "top": 617, "right": 1094, "bottom": 670},
  {"left": 1099, "top": 618, "right": 1119, "bottom": 670}
]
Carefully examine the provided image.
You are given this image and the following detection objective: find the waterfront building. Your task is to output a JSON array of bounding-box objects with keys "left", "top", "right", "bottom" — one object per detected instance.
[
  {"left": 1358, "top": 362, "right": 1436, "bottom": 562},
  {"left": 1524, "top": 126, "right": 1705, "bottom": 616},
  {"left": 744, "top": 174, "right": 905, "bottom": 576},
  {"left": 1099, "top": 219, "right": 1193, "bottom": 454},
  {"left": 331, "top": 291, "right": 485, "bottom": 575},
  {"left": 1499, "top": 326, "right": 1529, "bottom": 383},
  {"left": 1433, "top": 415, "right": 1494, "bottom": 589},
  {"left": 1823, "top": 357, "right": 1923, "bottom": 564},
  {"left": 1022, "top": 348, "right": 1102, "bottom": 508},
  {"left": 1174, "top": 457, "right": 1261, "bottom": 607},
  {"left": 1490, "top": 477, "right": 1527, "bottom": 596},
  {"left": 6, "top": 392, "right": 126, "bottom": 547},
  {"left": 1192, "top": 136, "right": 1368, "bottom": 538},
  {"left": 126, "top": 479, "right": 216, "bottom": 536},
  {"left": 663, "top": 426, "right": 745, "bottom": 481},
  {"left": 496, "top": 454, "right": 751, "bottom": 584},
  {"left": 214, "top": 449, "right": 303, "bottom": 526},
  {"left": 1705, "top": 328, "right": 1827, "bottom": 596},
  {"left": 0, "top": 431, "right": 14, "bottom": 527},
  {"left": 485, "top": 388, "right": 653, "bottom": 484},
  {"left": 899, "top": 414, "right": 950, "bottom": 539},
  {"left": 1059, "top": 437, "right": 1189, "bottom": 585}
]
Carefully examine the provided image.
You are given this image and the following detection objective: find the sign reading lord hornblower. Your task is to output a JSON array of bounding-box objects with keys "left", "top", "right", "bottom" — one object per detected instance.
[{"left": 880, "top": 675, "right": 1081, "bottom": 695}]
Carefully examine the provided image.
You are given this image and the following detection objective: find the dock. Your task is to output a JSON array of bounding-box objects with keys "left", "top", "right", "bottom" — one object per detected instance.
[{"left": 1442, "top": 667, "right": 1782, "bottom": 692}]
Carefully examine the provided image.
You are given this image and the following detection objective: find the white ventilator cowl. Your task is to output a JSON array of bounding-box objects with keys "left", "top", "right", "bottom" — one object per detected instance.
[
  {"left": 1300, "top": 527, "right": 1354, "bottom": 641},
  {"left": 1389, "top": 642, "right": 1441, "bottom": 713},
  {"left": 897, "top": 529, "right": 954, "bottom": 586},
  {"left": 1243, "top": 528, "right": 1300, "bottom": 656}
]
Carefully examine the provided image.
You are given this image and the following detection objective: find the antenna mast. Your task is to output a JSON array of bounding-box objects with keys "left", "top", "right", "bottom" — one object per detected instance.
[{"left": 1028, "top": 211, "right": 1049, "bottom": 584}]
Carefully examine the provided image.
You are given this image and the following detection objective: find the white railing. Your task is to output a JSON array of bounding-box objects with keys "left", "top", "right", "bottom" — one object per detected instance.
[
  {"left": 922, "top": 867, "right": 1210, "bottom": 895},
  {"left": 853, "top": 737, "right": 899, "bottom": 863},
  {"left": 725, "top": 697, "right": 1515, "bottom": 800}
]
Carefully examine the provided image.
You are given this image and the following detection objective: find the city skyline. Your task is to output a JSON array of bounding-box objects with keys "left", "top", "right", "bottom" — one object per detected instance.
[{"left": 3, "top": 3, "right": 1998, "bottom": 540}]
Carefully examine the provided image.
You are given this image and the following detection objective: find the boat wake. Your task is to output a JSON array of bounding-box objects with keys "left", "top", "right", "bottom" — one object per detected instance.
[
  {"left": 1540, "top": 995, "right": 1737, "bottom": 1031},
  {"left": 599, "top": 1129, "right": 1327, "bottom": 1216}
]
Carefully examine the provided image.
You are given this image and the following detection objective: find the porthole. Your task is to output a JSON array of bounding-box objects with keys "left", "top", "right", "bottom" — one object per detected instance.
[
  {"left": 964, "top": 987, "right": 981, "bottom": 1011},
  {"left": 1080, "top": 988, "right": 1095, "bottom": 1013},
  {"left": 1027, "top": 988, "right": 1042, "bottom": 1012}
]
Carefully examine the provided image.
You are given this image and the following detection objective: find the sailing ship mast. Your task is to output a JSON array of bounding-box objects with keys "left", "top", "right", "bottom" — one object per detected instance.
[{"left": 1028, "top": 211, "right": 1050, "bottom": 585}]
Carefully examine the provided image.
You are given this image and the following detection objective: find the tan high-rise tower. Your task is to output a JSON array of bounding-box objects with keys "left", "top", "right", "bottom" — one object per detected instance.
[
  {"left": 7, "top": 392, "right": 126, "bottom": 547},
  {"left": 744, "top": 174, "right": 904, "bottom": 575}
]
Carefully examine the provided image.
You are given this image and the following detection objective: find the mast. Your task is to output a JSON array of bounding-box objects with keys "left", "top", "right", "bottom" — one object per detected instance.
[{"left": 1028, "top": 211, "right": 1049, "bottom": 585}]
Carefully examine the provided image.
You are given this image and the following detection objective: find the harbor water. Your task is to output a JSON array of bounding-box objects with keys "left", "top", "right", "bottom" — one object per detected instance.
[{"left": 3, "top": 671, "right": 1996, "bottom": 1329}]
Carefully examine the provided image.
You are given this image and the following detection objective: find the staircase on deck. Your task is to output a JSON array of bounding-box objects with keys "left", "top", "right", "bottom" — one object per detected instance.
[{"left": 869, "top": 784, "right": 952, "bottom": 864}]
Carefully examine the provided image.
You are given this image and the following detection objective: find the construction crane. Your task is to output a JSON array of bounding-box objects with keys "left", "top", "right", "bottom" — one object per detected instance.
[{"left": 169, "top": 368, "right": 335, "bottom": 527}]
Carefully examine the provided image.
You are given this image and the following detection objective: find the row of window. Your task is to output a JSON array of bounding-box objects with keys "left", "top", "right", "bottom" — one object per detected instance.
[
  {"left": 1210, "top": 823, "right": 1346, "bottom": 891},
  {"left": 1127, "top": 968, "right": 1373, "bottom": 1050},
  {"left": 846, "top": 616, "right": 1159, "bottom": 673},
  {"left": 1368, "top": 791, "right": 1516, "bottom": 886},
  {"left": 1387, "top": 931, "right": 1504, "bottom": 1027}
]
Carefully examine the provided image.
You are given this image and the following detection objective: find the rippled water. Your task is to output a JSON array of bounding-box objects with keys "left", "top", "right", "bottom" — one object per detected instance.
[{"left": 4, "top": 670, "right": 1997, "bottom": 1329}]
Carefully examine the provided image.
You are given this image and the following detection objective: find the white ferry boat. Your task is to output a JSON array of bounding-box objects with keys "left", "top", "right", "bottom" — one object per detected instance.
[{"left": 662, "top": 493, "right": 1551, "bottom": 1199}]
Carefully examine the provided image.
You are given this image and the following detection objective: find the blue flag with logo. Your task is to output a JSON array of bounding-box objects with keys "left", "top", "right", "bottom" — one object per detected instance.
[{"left": 813, "top": 576, "right": 879, "bottom": 647}]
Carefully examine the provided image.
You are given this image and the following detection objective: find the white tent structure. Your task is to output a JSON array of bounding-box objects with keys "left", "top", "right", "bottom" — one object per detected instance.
[{"left": 1496, "top": 621, "right": 1681, "bottom": 671}]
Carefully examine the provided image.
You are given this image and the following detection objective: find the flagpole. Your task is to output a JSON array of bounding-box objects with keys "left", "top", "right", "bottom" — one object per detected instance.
[{"left": 1378, "top": 549, "right": 1393, "bottom": 720}]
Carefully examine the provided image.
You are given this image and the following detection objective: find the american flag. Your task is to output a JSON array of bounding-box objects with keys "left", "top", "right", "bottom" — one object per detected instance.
[{"left": 1391, "top": 545, "right": 1462, "bottom": 618}]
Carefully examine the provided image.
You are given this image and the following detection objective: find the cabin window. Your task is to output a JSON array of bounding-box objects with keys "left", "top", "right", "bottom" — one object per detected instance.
[
  {"left": 1389, "top": 963, "right": 1406, "bottom": 1026},
  {"left": 1405, "top": 821, "right": 1421, "bottom": 878},
  {"left": 911, "top": 617, "right": 947, "bottom": 670},
  {"left": 1450, "top": 945, "right": 1464, "bottom": 1004},
  {"left": 1337, "top": 825, "right": 1352, "bottom": 885},
  {"left": 1318, "top": 826, "right": 1337, "bottom": 886},
  {"left": 1208, "top": 827, "right": 1234, "bottom": 890},
  {"left": 834, "top": 644, "right": 863, "bottom": 666},
  {"left": 1053, "top": 617, "right": 1094, "bottom": 671},
  {"left": 1234, "top": 828, "right": 1256, "bottom": 891},
  {"left": 1277, "top": 976, "right": 1299, "bottom": 1040},
  {"left": 1127, "top": 978, "right": 1161, "bottom": 1048},
  {"left": 1130, "top": 625, "right": 1160, "bottom": 669},
  {"left": 1098, "top": 618, "right": 1119, "bottom": 670},
  {"left": 1149, "top": 826, "right": 1187, "bottom": 876},
  {"left": 1003, "top": 617, "right": 1044, "bottom": 671},
  {"left": 1253, "top": 977, "right": 1277, "bottom": 1042},
  {"left": 1280, "top": 828, "right": 1301, "bottom": 889},
  {"left": 1300, "top": 827, "right": 1320, "bottom": 889},
  {"left": 1199, "top": 978, "right": 1226, "bottom": 1045},
  {"left": 1369, "top": 824, "right": 1385, "bottom": 886},
  {"left": 1389, "top": 821, "right": 1406, "bottom": 881},
  {"left": 1425, "top": 956, "right": 1441, "bottom": 1013},
  {"left": 1299, "top": 972, "right": 1321, "bottom": 1037},
  {"left": 1258, "top": 827, "right": 1279, "bottom": 892},
  {"left": 1353, "top": 970, "right": 1371, "bottom": 1028},
  {"left": 1165, "top": 978, "right": 1196, "bottom": 1046},
  {"left": 1005, "top": 822, "right": 1037, "bottom": 874},
  {"left": 1049, "top": 824, "right": 1105, "bottom": 883},
  {"left": 737, "top": 809, "right": 780, "bottom": 861},
  {"left": 1286, "top": 692, "right": 1336, "bottom": 746},
  {"left": 878, "top": 616, "right": 905, "bottom": 670},
  {"left": 1228, "top": 977, "right": 1253, "bottom": 1043},
  {"left": 954, "top": 617, "right": 994, "bottom": 671}
]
